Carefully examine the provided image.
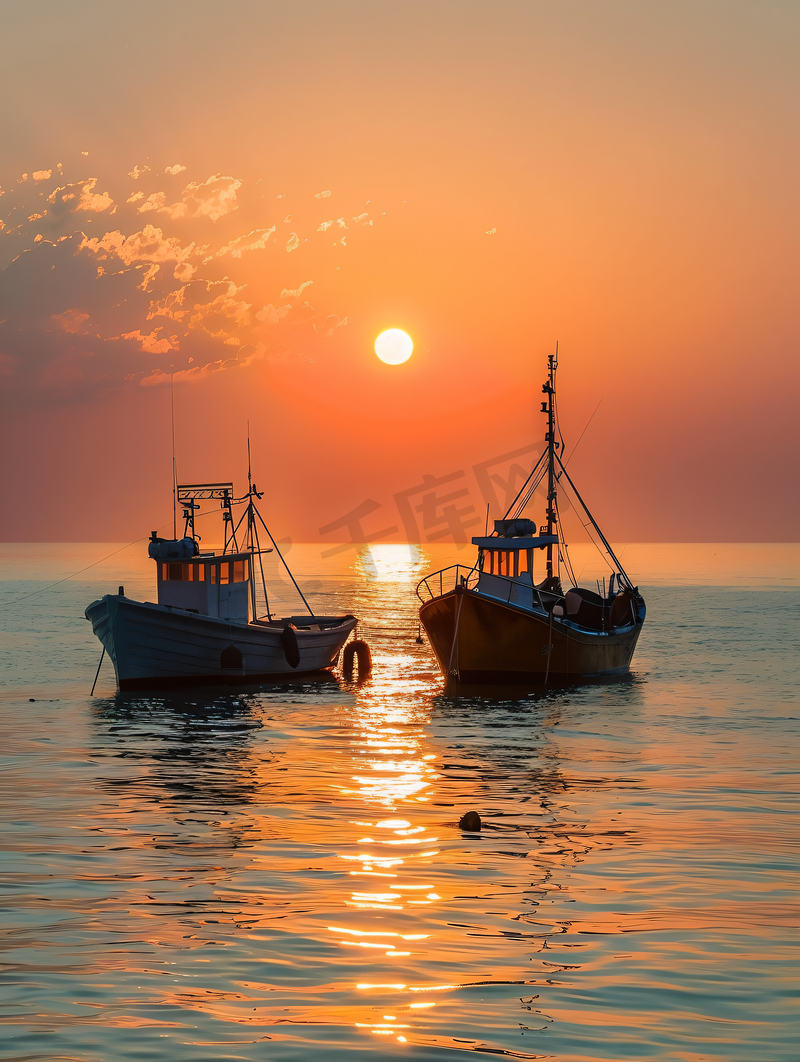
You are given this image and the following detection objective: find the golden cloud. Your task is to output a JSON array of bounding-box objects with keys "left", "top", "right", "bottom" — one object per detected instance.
[
  {"left": 51, "top": 309, "right": 90, "bottom": 334},
  {"left": 47, "top": 178, "right": 114, "bottom": 213},
  {"left": 146, "top": 286, "right": 188, "bottom": 322},
  {"left": 280, "top": 281, "right": 313, "bottom": 298},
  {"left": 135, "top": 174, "right": 242, "bottom": 222},
  {"left": 80, "top": 224, "right": 200, "bottom": 266},
  {"left": 189, "top": 281, "right": 251, "bottom": 335},
  {"left": 116, "top": 328, "right": 176, "bottom": 354},
  {"left": 216, "top": 226, "right": 276, "bottom": 258}
]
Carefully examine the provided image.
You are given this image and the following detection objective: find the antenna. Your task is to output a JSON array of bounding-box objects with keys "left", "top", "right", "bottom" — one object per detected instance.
[
  {"left": 544, "top": 343, "right": 558, "bottom": 578},
  {"left": 171, "top": 374, "right": 178, "bottom": 539},
  {"left": 247, "top": 420, "right": 253, "bottom": 493},
  {"left": 246, "top": 421, "right": 253, "bottom": 552}
]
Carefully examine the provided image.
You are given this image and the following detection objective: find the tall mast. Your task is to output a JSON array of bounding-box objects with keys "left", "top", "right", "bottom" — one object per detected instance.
[{"left": 542, "top": 346, "right": 558, "bottom": 578}]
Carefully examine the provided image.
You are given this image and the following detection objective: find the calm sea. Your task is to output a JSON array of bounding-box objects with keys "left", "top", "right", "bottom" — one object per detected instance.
[{"left": 1, "top": 542, "right": 798, "bottom": 1062}]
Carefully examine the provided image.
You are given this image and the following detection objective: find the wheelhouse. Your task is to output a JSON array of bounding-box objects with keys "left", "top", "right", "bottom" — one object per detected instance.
[{"left": 154, "top": 548, "right": 252, "bottom": 623}]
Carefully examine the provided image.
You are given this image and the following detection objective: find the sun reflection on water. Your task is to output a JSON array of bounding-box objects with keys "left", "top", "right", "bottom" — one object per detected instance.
[{"left": 325, "top": 543, "right": 462, "bottom": 1043}]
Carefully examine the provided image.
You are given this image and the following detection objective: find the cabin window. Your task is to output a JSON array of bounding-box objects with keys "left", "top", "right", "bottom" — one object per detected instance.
[
  {"left": 210, "top": 559, "right": 249, "bottom": 584},
  {"left": 210, "top": 562, "right": 229, "bottom": 585},
  {"left": 162, "top": 562, "right": 204, "bottom": 582},
  {"left": 160, "top": 562, "right": 205, "bottom": 582}
]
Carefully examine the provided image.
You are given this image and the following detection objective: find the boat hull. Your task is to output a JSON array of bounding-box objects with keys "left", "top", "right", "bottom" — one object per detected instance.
[
  {"left": 419, "top": 587, "right": 642, "bottom": 682},
  {"left": 86, "top": 595, "right": 357, "bottom": 691}
]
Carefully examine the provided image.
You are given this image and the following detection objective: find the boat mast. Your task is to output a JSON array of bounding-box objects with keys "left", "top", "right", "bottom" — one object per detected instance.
[{"left": 543, "top": 346, "right": 558, "bottom": 579}]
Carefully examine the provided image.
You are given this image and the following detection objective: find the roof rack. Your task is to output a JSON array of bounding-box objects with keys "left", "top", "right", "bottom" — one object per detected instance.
[{"left": 177, "top": 483, "right": 234, "bottom": 502}]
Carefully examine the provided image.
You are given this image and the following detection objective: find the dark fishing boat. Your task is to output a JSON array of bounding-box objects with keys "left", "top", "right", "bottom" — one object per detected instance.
[
  {"left": 417, "top": 352, "right": 646, "bottom": 683},
  {"left": 86, "top": 479, "right": 356, "bottom": 691}
]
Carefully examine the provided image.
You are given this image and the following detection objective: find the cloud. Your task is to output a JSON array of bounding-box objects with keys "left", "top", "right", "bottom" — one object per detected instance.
[
  {"left": 79, "top": 224, "right": 200, "bottom": 266},
  {"left": 216, "top": 226, "right": 276, "bottom": 258},
  {"left": 135, "top": 174, "right": 242, "bottom": 222},
  {"left": 146, "top": 286, "right": 189, "bottom": 322},
  {"left": 188, "top": 281, "right": 251, "bottom": 336},
  {"left": 115, "top": 328, "right": 176, "bottom": 353},
  {"left": 256, "top": 303, "right": 292, "bottom": 324},
  {"left": 0, "top": 154, "right": 373, "bottom": 405},
  {"left": 181, "top": 174, "right": 241, "bottom": 220},
  {"left": 136, "top": 263, "right": 160, "bottom": 291},
  {"left": 47, "top": 178, "right": 114, "bottom": 214},
  {"left": 173, "top": 262, "right": 195, "bottom": 282},
  {"left": 314, "top": 313, "right": 347, "bottom": 337},
  {"left": 486, "top": 227, "right": 496, "bottom": 235},
  {"left": 52, "top": 309, "right": 90, "bottom": 334},
  {"left": 315, "top": 190, "right": 332, "bottom": 199},
  {"left": 318, "top": 220, "right": 334, "bottom": 232},
  {"left": 137, "top": 191, "right": 169, "bottom": 214},
  {"left": 280, "top": 281, "right": 313, "bottom": 298}
]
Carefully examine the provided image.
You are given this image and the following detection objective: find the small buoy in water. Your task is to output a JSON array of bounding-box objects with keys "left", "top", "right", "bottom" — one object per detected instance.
[
  {"left": 459, "top": 810, "right": 481, "bottom": 831},
  {"left": 343, "top": 639, "right": 372, "bottom": 677},
  {"left": 29, "top": 698, "right": 35, "bottom": 702}
]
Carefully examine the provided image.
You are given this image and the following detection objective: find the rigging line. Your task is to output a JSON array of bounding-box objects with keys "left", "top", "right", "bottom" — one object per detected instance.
[
  {"left": 553, "top": 353, "right": 566, "bottom": 461},
  {"left": 512, "top": 463, "right": 548, "bottom": 518},
  {"left": 171, "top": 374, "right": 178, "bottom": 540},
  {"left": 0, "top": 506, "right": 221, "bottom": 610},
  {"left": 503, "top": 447, "right": 548, "bottom": 519},
  {"left": 554, "top": 496, "right": 578, "bottom": 587},
  {"left": 252, "top": 507, "right": 314, "bottom": 616},
  {"left": 555, "top": 454, "right": 633, "bottom": 586},
  {"left": 0, "top": 534, "right": 158, "bottom": 610},
  {"left": 89, "top": 646, "right": 106, "bottom": 696},
  {"left": 251, "top": 518, "right": 271, "bottom": 620},
  {"left": 562, "top": 398, "right": 603, "bottom": 470}
]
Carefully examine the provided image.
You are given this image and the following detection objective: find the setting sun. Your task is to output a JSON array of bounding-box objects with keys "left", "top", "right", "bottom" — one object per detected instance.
[{"left": 374, "top": 329, "right": 413, "bottom": 365}]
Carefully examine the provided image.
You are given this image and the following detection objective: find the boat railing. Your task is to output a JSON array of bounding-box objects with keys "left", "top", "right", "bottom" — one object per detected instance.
[
  {"left": 415, "top": 565, "right": 480, "bottom": 602},
  {"left": 472, "top": 570, "right": 563, "bottom": 612},
  {"left": 416, "top": 564, "right": 567, "bottom": 614}
]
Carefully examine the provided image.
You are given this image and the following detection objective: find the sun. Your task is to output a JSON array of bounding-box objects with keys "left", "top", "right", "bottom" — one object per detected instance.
[{"left": 374, "top": 328, "right": 413, "bottom": 365}]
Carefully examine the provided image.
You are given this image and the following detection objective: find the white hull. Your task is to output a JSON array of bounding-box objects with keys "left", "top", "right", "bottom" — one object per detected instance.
[{"left": 85, "top": 595, "right": 357, "bottom": 690}]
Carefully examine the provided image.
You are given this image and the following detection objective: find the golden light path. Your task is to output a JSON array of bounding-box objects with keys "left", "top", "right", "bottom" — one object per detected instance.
[
  {"left": 326, "top": 542, "right": 453, "bottom": 1046},
  {"left": 374, "top": 328, "right": 413, "bottom": 364}
]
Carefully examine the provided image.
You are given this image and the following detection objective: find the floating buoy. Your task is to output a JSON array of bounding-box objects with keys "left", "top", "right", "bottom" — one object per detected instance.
[
  {"left": 343, "top": 638, "right": 372, "bottom": 677},
  {"left": 281, "top": 625, "right": 300, "bottom": 669},
  {"left": 459, "top": 810, "right": 482, "bottom": 831}
]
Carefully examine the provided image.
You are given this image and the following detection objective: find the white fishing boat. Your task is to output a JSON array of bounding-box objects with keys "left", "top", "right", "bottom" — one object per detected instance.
[{"left": 85, "top": 480, "right": 357, "bottom": 690}]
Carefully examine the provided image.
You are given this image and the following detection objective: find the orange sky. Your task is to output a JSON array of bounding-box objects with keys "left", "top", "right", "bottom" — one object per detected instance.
[{"left": 1, "top": 1, "right": 797, "bottom": 544}]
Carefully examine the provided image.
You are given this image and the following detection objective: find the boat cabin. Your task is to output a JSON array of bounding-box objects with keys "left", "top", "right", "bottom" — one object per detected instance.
[
  {"left": 471, "top": 519, "right": 558, "bottom": 609},
  {"left": 153, "top": 547, "right": 252, "bottom": 623}
]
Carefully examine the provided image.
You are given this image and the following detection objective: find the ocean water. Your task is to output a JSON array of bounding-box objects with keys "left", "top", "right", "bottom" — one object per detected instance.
[{"left": 0, "top": 542, "right": 798, "bottom": 1062}]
